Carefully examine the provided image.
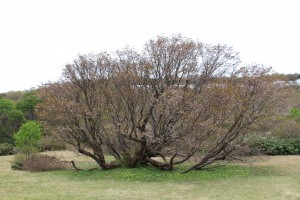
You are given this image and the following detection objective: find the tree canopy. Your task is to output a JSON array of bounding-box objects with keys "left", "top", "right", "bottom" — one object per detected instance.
[
  {"left": 0, "top": 98, "right": 25, "bottom": 143},
  {"left": 16, "top": 91, "right": 40, "bottom": 120},
  {"left": 37, "top": 35, "right": 289, "bottom": 173},
  {"left": 14, "top": 121, "right": 42, "bottom": 156}
]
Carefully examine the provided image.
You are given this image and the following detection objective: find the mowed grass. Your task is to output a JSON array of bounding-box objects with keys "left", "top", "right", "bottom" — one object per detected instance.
[{"left": 1, "top": 151, "right": 300, "bottom": 200}]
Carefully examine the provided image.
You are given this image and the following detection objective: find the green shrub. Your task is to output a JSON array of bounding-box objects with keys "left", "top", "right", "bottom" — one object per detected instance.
[
  {"left": 289, "top": 107, "right": 300, "bottom": 117},
  {"left": 289, "top": 107, "right": 300, "bottom": 123},
  {"left": 0, "top": 143, "right": 14, "bottom": 156},
  {"left": 254, "top": 137, "right": 300, "bottom": 155},
  {"left": 14, "top": 121, "right": 42, "bottom": 157}
]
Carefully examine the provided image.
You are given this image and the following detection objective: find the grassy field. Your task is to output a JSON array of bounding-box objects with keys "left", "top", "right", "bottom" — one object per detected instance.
[{"left": 0, "top": 151, "right": 300, "bottom": 200}]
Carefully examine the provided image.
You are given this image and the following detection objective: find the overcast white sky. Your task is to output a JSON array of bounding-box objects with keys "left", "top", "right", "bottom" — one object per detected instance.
[{"left": 0, "top": 0, "right": 300, "bottom": 93}]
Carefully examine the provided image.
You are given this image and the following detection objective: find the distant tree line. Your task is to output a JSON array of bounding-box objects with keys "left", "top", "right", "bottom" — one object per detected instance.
[
  {"left": 0, "top": 90, "right": 39, "bottom": 144},
  {"left": 270, "top": 73, "right": 300, "bottom": 81}
]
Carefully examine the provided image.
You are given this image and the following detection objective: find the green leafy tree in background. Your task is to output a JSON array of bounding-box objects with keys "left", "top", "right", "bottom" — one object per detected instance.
[
  {"left": 16, "top": 91, "right": 40, "bottom": 120},
  {"left": 14, "top": 121, "right": 42, "bottom": 157},
  {"left": 0, "top": 98, "right": 25, "bottom": 143}
]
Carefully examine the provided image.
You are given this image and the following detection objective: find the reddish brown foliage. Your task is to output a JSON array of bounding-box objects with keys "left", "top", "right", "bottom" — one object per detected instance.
[{"left": 37, "top": 35, "right": 290, "bottom": 173}]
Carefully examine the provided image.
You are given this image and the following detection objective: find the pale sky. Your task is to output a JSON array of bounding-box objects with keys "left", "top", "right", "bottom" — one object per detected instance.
[{"left": 0, "top": 0, "right": 300, "bottom": 93}]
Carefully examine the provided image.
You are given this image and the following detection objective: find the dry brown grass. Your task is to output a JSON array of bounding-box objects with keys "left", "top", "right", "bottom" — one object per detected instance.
[{"left": 249, "top": 155, "right": 300, "bottom": 174}]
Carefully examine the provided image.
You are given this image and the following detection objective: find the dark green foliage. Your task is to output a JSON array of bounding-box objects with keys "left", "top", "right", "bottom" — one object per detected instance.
[
  {"left": 0, "top": 98, "right": 25, "bottom": 143},
  {"left": 249, "top": 107, "right": 300, "bottom": 156},
  {"left": 10, "top": 162, "right": 23, "bottom": 170},
  {"left": 254, "top": 137, "right": 300, "bottom": 155},
  {"left": 16, "top": 91, "right": 40, "bottom": 120},
  {"left": 0, "top": 143, "right": 14, "bottom": 156}
]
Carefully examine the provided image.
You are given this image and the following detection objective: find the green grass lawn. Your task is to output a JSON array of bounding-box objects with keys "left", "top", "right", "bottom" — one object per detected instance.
[{"left": 1, "top": 151, "right": 300, "bottom": 200}]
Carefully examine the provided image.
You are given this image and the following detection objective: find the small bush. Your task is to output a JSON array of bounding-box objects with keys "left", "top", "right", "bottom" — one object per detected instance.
[
  {"left": 11, "top": 153, "right": 27, "bottom": 170},
  {"left": 11, "top": 153, "right": 68, "bottom": 172},
  {"left": 22, "top": 154, "right": 68, "bottom": 172},
  {"left": 289, "top": 107, "right": 300, "bottom": 117},
  {"left": 0, "top": 143, "right": 14, "bottom": 156},
  {"left": 254, "top": 137, "right": 300, "bottom": 155}
]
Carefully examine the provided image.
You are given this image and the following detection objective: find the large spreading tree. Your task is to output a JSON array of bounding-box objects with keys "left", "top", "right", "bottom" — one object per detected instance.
[{"left": 37, "top": 35, "right": 288, "bottom": 172}]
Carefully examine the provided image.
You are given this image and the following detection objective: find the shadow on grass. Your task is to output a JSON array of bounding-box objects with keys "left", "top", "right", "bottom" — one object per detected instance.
[{"left": 49, "top": 163, "right": 274, "bottom": 182}]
